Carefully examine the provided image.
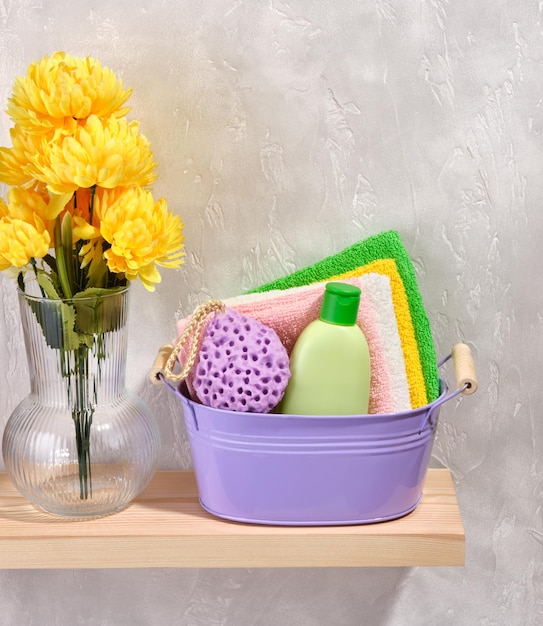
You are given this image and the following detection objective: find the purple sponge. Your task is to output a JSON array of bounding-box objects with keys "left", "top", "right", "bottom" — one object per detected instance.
[{"left": 192, "top": 308, "right": 290, "bottom": 413}]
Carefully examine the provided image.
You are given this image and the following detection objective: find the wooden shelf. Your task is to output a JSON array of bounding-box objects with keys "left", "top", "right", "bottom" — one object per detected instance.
[{"left": 0, "top": 469, "right": 464, "bottom": 569}]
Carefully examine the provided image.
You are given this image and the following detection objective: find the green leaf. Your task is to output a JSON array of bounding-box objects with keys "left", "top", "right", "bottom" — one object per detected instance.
[
  {"left": 54, "top": 215, "right": 73, "bottom": 298},
  {"left": 86, "top": 257, "right": 108, "bottom": 289},
  {"left": 27, "top": 304, "right": 80, "bottom": 353},
  {"left": 36, "top": 272, "right": 61, "bottom": 299},
  {"left": 72, "top": 287, "right": 126, "bottom": 335},
  {"left": 22, "top": 273, "right": 81, "bottom": 351}
]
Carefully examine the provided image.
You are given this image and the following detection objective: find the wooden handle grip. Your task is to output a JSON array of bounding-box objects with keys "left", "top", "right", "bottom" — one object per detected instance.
[
  {"left": 149, "top": 344, "right": 174, "bottom": 385},
  {"left": 451, "top": 343, "right": 478, "bottom": 395}
]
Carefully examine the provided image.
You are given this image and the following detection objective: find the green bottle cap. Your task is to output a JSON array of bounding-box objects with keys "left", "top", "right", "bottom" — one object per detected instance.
[{"left": 319, "top": 282, "right": 361, "bottom": 326}]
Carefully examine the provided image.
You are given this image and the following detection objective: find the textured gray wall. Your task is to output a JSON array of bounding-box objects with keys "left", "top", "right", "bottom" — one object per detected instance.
[{"left": 0, "top": 1, "right": 542, "bottom": 624}]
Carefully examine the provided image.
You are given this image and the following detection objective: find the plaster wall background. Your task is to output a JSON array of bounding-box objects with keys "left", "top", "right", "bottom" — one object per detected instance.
[{"left": 0, "top": 1, "right": 542, "bottom": 624}]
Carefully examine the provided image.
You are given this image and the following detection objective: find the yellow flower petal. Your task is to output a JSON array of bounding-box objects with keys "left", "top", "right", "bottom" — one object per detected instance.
[
  {"left": 72, "top": 215, "right": 99, "bottom": 240},
  {"left": 47, "top": 192, "right": 73, "bottom": 220},
  {"left": 0, "top": 126, "right": 44, "bottom": 186}
]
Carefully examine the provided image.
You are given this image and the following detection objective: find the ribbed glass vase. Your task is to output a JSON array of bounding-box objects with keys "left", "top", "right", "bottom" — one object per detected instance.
[{"left": 2, "top": 286, "right": 160, "bottom": 517}]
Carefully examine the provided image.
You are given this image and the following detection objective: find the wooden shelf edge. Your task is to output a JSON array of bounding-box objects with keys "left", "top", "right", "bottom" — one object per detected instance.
[{"left": 0, "top": 468, "right": 464, "bottom": 569}]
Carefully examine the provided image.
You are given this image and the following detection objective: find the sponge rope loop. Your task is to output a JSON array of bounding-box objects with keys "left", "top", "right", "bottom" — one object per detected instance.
[{"left": 164, "top": 300, "right": 225, "bottom": 383}]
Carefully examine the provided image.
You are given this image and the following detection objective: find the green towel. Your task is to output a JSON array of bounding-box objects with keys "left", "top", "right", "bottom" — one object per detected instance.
[{"left": 248, "top": 230, "right": 440, "bottom": 403}]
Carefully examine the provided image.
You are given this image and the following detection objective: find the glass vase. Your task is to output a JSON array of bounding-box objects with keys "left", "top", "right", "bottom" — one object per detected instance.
[{"left": 2, "top": 286, "right": 160, "bottom": 517}]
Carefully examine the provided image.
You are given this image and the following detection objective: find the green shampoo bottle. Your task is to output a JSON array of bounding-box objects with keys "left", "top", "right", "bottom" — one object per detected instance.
[{"left": 279, "top": 282, "right": 371, "bottom": 415}]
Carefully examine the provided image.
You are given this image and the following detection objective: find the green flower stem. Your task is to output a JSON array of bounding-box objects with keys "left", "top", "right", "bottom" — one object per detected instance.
[
  {"left": 75, "top": 345, "right": 93, "bottom": 500},
  {"left": 89, "top": 185, "right": 96, "bottom": 225},
  {"left": 63, "top": 344, "right": 96, "bottom": 500}
]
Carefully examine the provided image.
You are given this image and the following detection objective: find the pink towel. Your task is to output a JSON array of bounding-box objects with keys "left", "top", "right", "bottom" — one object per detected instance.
[{"left": 176, "top": 275, "right": 411, "bottom": 414}]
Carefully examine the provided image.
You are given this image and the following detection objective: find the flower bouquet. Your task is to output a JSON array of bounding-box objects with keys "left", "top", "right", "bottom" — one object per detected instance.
[{"left": 0, "top": 52, "right": 185, "bottom": 514}]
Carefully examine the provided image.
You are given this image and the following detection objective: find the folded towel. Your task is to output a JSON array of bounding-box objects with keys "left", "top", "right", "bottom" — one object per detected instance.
[{"left": 249, "top": 230, "right": 440, "bottom": 405}]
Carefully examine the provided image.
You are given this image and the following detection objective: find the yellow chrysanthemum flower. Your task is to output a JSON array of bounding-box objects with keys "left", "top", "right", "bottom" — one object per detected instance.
[
  {"left": 32, "top": 115, "right": 158, "bottom": 194},
  {"left": 0, "top": 216, "right": 51, "bottom": 270},
  {"left": 7, "top": 185, "right": 60, "bottom": 226},
  {"left": 0, "top": 183, "right": 73, "bottom": 249},
  {"left": 6, "top": 51, "right": 131, "bottom": 137},
  {"left": 0, "top": 126, "right": 45, "bottom": 186},
  {"left": 92, "top": 186, "right": 184, "bottom": 291}
]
